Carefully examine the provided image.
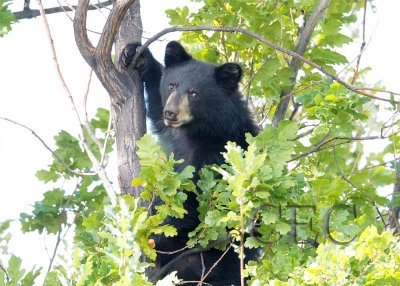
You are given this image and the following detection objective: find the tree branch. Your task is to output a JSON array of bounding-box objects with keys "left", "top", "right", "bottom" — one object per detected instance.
[
  {"left": 74, "top": 0, "right": 96, "bottom": 65},
  {"left": 272, "top": 0, "right": 331, "bottom": 127},
  {"left": 351, "top": 0, "right": 368, "bottom": 85},
  {"left": 132, "top": 24, "right": 397, "bottom": 108},
  {"left": 0, "top": 263, "right": 9, "bottom": 283},
  {"left": 13, "top": 0, "right": 112, "bottom": 20},
  {"left": 38, "top": 0, "right": 117, "bottom": 204},
  {"left": 95, "top": 0, "right": 137, "bottom": 70},
  {"left": 288, "top": 135, "right": 383, "bottom": 162},
  {"left": 150, "top": 235, "right": 231, "bottom": 283},
  {"left": 0, "top": 116, "right": 95, "bottom": 176},
  {"left": 332, "top": 143, "right": 386, "bottom": 225}
]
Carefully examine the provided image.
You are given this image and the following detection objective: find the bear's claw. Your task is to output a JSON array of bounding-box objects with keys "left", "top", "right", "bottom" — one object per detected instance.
[{"left": 120, "top": 43, "right": 142, "bottom": 68}]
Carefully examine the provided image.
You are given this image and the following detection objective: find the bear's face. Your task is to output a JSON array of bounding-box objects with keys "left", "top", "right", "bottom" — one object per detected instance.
[{"left": 160, "top": 41, "right": 243, "bottom": 129}]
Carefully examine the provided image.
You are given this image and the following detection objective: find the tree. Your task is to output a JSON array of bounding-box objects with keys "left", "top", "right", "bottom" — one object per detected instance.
[{"left": 1, "top": 0, "right": 400, "bottom": 285}]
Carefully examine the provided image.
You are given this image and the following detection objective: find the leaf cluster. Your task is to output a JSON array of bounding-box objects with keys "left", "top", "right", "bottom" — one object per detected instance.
[{"left": 0, "top": 0, "right": 15, "bottom": 37}]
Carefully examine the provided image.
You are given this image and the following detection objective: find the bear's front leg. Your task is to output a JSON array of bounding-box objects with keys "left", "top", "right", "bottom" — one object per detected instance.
[{"left": 120, "top": 43, "right": 165, "bottom": 132}]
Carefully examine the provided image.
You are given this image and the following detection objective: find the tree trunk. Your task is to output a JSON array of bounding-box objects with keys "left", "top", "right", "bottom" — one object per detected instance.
[{"left": 74, "top": 0, "right": 146, "bottom": 197}]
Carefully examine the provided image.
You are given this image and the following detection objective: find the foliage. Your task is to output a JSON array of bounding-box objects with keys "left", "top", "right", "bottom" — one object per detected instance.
[
  {"left": 0, "top": 221, "right": 42, "bottom": 285},
  {"left": 19, "top": 108, "right": 113, "bottom": 235},
  {"left": 0, "top": 0, "right": 15, "bottom": 37},
  {"left": 3, "top": 0, "right": 400, "bottom": 285},
  {"left": 270, "top": 226, "right": 400, "bottom": 285}
]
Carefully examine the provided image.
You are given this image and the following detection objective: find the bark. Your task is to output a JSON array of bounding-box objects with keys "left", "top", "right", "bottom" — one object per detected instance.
[
  {"left": 272, "top": 0, "right": 331, "bottom": 127},
  {"left": 74, "top": 0, "right": 146, "bottom": 196}
]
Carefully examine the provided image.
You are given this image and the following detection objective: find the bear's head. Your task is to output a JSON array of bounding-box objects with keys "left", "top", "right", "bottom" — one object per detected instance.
[{"left": 160, "top": 41, "right": 243, "bottom": 130}]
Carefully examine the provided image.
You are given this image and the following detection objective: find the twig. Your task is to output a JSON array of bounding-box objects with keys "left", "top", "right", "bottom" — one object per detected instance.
[
  {"left": 351, "top": 0, "right": 368, "bottom": 85},
  {"left": 56, "top": 0, "right": 102, "bottom": 35},
  {"left": 0, "top": 116, "right": 95, "bottom": 176},
  {"left": 99, "top": 112, "right": 113, "bottom": 167},
  {"left": 83, "top": 70, "right": 106, "bottom": 154},
  {"left": 151, "top": 235, "right": 231, "bottom": 283},
  {"left": 196, "top": 244, "right": 233, "bottom": 286},
  {"left": 0, "top": 263, "right": 9, "bottom": 282},
  {"left": 156, "top": 245, "right": 189, "bottom": 255},
  {"left": 47, "top": 223, "right": 63, "bottom": 273},
  {"left": 353, "top": 157, "right": 400, "bottom": 173},
  {"left": 240, "top": 54, "right": 273, "bottom": 94},
  {"left": 200, "top": 252, "right": 206, "bottom": 283},
  {"left": 332, "top": 143, "right": 386, "bottom": 225},
  {"left": 288, "top": 135, "right": 383, "bottom": 162},
  {"left": 355, "top": 87, "right": 400, "bottom": 97}
]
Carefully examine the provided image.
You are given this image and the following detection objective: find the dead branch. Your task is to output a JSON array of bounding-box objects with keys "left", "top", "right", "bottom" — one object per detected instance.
[
  {"left": 13, "top": 0, "right": 112, "bottom": 20},
  {"left": 37, "top": 0, "right": 117, "bottom": 203}
]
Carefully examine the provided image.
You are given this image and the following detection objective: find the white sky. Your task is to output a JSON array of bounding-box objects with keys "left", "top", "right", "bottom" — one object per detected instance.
[{"left": 0, "top": 0, "right": 399, "bottom": 281}]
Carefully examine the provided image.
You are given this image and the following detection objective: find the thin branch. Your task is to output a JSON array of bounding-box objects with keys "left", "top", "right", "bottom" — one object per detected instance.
[
  {"left": 156, "top": 245, "right": 189, "bottom": 255},
  {"left": 83, "top": 70, "right": 105, "bottom": 153},
  {"left": 351, "top": 0, "right": 368, "bottom": 85},
  {"left": 39, "top": 0, "right": 117, "bottom": 204},
  {"left": 80, "top": 133, "right": 117, "bottom": 205},
  {"left": 200, "top": 252, "right": 206, "bottom": 283},
  {"left": 47, "top": 222, "right": 63, "bottom": 273},
  {"left": 353, "top": 157, "right": 400, "bottom": 173},
  {"left": 151, "top": 235, "right": 231, "bottom": 283},
  {"left": 288, "top": 135, "right": 383, "bottom": 162},
  {"left": 0, "top": 116, "right": 95, "bottom": 176},
  {"left": 37, "top": 0, "right": 74, "bottom": 98},
  {"left": 355, "top": 87, "right": 400, "bottom": 97},
  {"left": 332, "top": 143, "right": 386, "bottom": 225},
  {"left": 196, "top": 244, "right": 233, "bottom": 286},
  {"left": 0, "top": 263, "right": 9, "bottom": 283},
  {"left": 240, "top": 54, "right": 273, "bottom": 94},
  {"left": 56, "top": 0, "right": 103, "bottom": 35},
  {"left": 132, "top": 24, "right": 397, "bottom": 107},
  {"left": 13, "top": 0, "right": 112, "bottom": 20},
  {"left": 100, "top": 113, "right": 113, "bottom": 167}
]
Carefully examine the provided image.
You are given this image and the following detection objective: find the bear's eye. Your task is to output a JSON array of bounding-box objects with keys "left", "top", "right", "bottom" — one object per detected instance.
[
  {"left": 168, "top": 83, "right": 175, "bottom": 91},
  {"left": 189, "top": 89, "right": 198, "bottom": 99}
]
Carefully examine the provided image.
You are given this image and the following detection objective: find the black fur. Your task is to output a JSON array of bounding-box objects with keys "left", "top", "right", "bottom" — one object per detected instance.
[{"left": 121, "top": 41, "right": 259, "bottom": 285}]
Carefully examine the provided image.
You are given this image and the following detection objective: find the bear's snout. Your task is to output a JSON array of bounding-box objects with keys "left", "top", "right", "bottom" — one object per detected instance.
[{"left": 164, "top": 109, "right": 178, "bottom": 122}]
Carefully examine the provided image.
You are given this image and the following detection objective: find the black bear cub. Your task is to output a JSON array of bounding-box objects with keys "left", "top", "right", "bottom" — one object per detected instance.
[{"left": 121, "top": 41, "right": 259, "bottom": 285}]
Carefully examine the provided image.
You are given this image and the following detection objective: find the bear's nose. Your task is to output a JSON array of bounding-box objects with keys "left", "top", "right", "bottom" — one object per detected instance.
[{"left": 164, "top": 110, "right": 178, "bottom": 122}]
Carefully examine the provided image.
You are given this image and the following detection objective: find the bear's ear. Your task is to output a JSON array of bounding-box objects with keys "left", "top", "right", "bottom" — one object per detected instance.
[
  {"left": 164, "top": 41, "right": 192, "bottom": 67},
  {"left": 215, "top": 63, "right": 242, "bottom": 91}
]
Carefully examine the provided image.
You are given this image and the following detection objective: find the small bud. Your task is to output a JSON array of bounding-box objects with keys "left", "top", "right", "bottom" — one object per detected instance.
[{"left": 148, "top": 239, "right": 156, "bottom": 248}]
